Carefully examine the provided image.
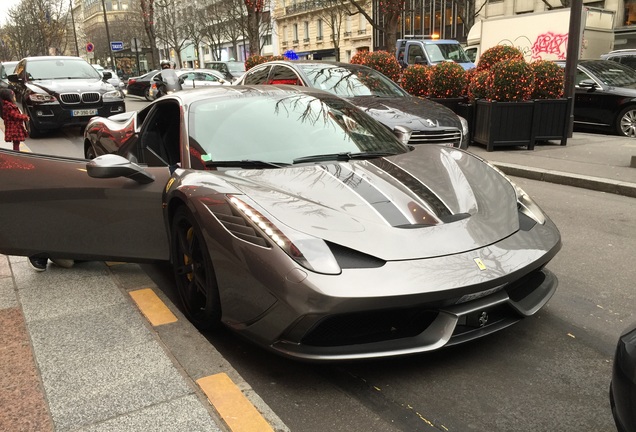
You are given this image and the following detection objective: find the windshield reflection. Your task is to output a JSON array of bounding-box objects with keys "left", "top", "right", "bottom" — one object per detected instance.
[
  {"left": 188, "top": 93, "right": 407, "bottom": 165},
  {"left": 299, "top": 65, "right": 406, "bottom": 98}
]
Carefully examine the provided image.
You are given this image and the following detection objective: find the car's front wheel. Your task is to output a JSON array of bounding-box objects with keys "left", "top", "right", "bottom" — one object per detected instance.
[
  {"left": 616, "top": 106, "right": 636, "bottom": 137},
  {"left": 170, "top": 206, "right": 221, "bottom": 330},
  {"left": 84, "top": 142, "right": 96, "bottom": 159}
]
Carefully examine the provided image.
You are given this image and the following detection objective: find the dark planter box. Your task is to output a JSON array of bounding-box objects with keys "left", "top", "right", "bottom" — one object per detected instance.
[
  {"left": 473, "top": 100, "right": 536, "bottom": 151},
  {"left": 428, "top": 97, "right": 467, "bottom": 114},
  {"left": 532, "top": 98, "right": 571, "bottom": 146},
  {"left": 455, "top": 102, "right": 474, "bottom": 144}
]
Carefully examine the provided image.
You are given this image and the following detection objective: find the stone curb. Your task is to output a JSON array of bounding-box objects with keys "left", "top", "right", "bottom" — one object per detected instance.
[{"left": 493, "top": 162, "right": 636, "bottom": 198}]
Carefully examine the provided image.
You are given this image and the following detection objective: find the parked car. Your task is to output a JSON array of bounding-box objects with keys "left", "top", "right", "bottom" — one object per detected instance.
[
  {"left": 610, "top": 323, "right": 636, "bottom": 432},
  {"left": 236, "top": 60, "right": 469, "bottom": 148},
  {"left": 601, "top": 49, "right": 636, "bottom": 70},
  {"left": 556, "top": 59, "right": 636, "bottom": 137},
  {"left": 7, "top": 56, "right": 125, "bottom": 138},
  {"left": 0, "top": 61, "right": 18, "bottom": 90},
  {"left": 204, "top": 60, "right": 246, "bottom": 81},
  {"left": 43, "top": 85, "right": 567, "bottom": 361},
  {"left": 126, "top": 69, "right": 159, "bottom": 100},
  {"left": 92, "top": 64, "right": 125, "bottom": 97},
  {"left": 149, "top": 69, "right": 227, "bottom": 99}
]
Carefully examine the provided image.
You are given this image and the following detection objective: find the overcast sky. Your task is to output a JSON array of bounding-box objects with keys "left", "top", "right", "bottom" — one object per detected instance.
[{"left": 1, "top": 0, "right": 22, "bottom": 26}]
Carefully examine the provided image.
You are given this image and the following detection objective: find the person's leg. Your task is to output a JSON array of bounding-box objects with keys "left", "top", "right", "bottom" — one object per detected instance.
[
  {"left": 13, "top": 141, "right": 20, "bottom": 151},
  {"left": 28, "top": 256, "right": 47, "bottom": 271}
]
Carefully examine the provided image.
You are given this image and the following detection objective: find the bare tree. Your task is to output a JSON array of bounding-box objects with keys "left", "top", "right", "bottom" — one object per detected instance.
[
  {"left": 244, "top": 0, "right": 265, "bottom": 56},
  {"left": 140, "top": 0, "right": 160, "bottom": 68},
  {"left": 221, "top": 0, "right": 249, "bottom": 59},
  {"left": 5, "top": 0, "right": 69, "bottom": 57},
  {"left": 181, "top": 4, "right": 206, "bottom": 66},
  {"left": 315, "top": 0, "right": 358, "bottom": 61},
  {"left": 197, "top": 0, "right": 226, "bottom": 61},
  {"left": 155, "top": 0, "right": 191, "bottom": 65}
]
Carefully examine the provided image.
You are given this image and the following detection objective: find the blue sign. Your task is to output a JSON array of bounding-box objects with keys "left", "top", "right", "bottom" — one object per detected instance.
[
  {"left": 110, "top": 41, "right": 124, "bottom": 51},
  {"left": 86, "top": 42, "right": 94, "bottom": 53}
]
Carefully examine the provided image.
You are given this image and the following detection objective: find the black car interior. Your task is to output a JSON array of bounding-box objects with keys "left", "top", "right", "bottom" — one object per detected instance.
[{"left": 138, "top": 102, "right": 181, "bottom": 167}]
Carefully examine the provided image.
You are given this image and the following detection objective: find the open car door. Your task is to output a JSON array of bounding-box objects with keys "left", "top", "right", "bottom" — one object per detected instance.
[{"left": 0, "top": 150, "right": 171, "bottom": 262}]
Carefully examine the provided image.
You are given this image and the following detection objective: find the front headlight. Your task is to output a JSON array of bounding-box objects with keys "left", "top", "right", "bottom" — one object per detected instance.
[
  {"left": 28, "top": 93, "right": 56, "bottom": 103},
  {"left": 228, "top": 195, "right": 341, "bottom": 275},
  {"left": 103, "top": 90, "right": 123, "bottom": 101},
  {"left": 458, "top": 115, "right": 469, "bottom": 139},
  {"left": 486, "top": 162, "right": 546, "bottom": 225}
]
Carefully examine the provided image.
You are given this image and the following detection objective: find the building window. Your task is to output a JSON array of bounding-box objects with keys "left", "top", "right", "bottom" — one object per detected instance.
[
  {"left": 293, "top": 23, "right": 299, "bottom": 43},
  {"left": 304, "top": 21, "right": 309, "bottom": 40},
  {"left": 317, "top": 19, "right": 323, "bottom": 38},
  {"left": 261, "top": 34, "right": 272, "bottom": 46},
  {"left": 282, "top": 26, "right": 287, "bottom": 42}
]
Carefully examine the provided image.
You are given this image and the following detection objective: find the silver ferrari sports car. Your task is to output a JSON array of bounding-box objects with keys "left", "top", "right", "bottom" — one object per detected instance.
[{"left": 0, "top": 86, "right": 561, "bottom": 361}]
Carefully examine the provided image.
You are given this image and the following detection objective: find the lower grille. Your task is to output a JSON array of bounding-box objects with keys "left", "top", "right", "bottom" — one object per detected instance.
[
  {"left": 409, "top": 129, "right": 461, "bottom": 147},
  {"left": 302, "top": 308, "right": 439, "bottom": 347}
]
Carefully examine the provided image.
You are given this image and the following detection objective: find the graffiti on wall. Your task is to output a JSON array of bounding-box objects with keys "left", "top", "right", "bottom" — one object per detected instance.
[{"left": 497, "top": 32, "right": 569, "bottom": 61}]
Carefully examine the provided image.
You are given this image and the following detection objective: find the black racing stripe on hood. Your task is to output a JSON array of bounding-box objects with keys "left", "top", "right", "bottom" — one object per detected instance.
[
  {"left": 369, "top": 158, "right": 452, "bottom": 218},
  {"left": 321, "top": 164, "right": 411, "bottom": 226}
]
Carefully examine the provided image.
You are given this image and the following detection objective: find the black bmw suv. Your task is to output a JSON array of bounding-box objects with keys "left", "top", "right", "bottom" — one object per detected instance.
[{"left": 8, "top": 56, "right": 126, "bottom": 137}]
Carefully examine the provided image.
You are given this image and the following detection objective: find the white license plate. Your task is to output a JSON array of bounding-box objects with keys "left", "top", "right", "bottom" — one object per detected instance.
[{"left": 71, "top": 109, "right": 98, "bottom": 117}]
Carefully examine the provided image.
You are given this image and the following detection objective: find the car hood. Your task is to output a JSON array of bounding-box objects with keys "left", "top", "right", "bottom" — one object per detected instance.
[
  {"left": 28, "top": 78, "right": 114, "bottom": 94},
  {"left": 217, "top": 146, "right": 519, "bottom": 261},
  {"left": 348, "top": 95, "right": 462, "bottom": 130}
]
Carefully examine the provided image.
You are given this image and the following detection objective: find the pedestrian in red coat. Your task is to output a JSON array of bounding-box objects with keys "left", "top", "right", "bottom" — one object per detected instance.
[{"left": 0, "top": 89, "right": 29, "bottom": 151}]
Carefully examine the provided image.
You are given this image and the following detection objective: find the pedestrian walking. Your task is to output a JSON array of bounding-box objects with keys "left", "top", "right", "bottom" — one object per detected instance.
[{"left": 0, "top": 88, "right": 28, "bottom": 151}]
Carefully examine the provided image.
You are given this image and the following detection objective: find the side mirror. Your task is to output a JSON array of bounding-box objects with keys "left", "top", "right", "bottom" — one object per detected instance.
[
  {"left": 7, "top": 73, "right": 21, "bottom": 83},
  {"left": 87, "top": 154, "right": 155, "bottom": 184},
  {"left": 393, "top": 125, "right": 412, "bottom": 145},
  {"left": 103, "top": 71, "right": 112, "bottom": 80},
  {"left": 414, "top": 55, "right": 427, "bottom": 65},
  {"left": 578, "top": 79, "right": 597, "bottom": 91}
]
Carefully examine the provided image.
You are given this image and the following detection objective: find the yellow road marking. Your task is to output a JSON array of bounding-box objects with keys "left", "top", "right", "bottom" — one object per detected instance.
[
  {"left": 129, "top": 288, "right": 178, "bottom": 326},
  {"left": 197, "top": 373, "right": 274, "bottom": 432}
]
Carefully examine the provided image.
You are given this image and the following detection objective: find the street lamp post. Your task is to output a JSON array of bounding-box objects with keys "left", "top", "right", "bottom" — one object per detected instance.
[{"left": 100, "top": 0, "right": 116, "bottom": 71}]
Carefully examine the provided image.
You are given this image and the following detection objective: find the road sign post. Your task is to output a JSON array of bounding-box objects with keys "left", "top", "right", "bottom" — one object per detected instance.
[{"left": 131, "top": 37, "right": 141, "bottom": 76}]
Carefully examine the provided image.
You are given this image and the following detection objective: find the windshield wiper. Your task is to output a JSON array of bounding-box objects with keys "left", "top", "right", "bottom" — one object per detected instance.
[
  {"left": 204, "top": 159, "right": 289, "bottom": 168},
  {"left": 293, "top": 151, "right": 398, "bottom": 164}
]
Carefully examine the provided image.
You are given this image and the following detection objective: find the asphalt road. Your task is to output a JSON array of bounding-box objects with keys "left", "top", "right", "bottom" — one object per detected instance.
[{"left": 19, "top": 97, "right": 634, "bottom": 431}]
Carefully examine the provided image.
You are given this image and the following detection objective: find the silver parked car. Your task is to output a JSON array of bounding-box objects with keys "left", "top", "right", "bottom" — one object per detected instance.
[{"left": 0, "top": 86, "right": 561, "bottom": 361}]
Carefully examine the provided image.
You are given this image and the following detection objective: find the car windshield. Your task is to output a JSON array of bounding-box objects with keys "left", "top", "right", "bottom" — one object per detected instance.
[
  {"left": 188, "top": 92, "right": 407, "bottom": 165},
  {"left": 424, "top": 43, "right": 471, "bottom": 63},
  {"left": 299, "top": 64, "right": 406, "bottom": 98},
  {"left": 228, "top": 62, "right": 245, "bottom": 73},
  {"left": 583, "top": 61, "right": 636, "bottom": 87},
  {"left": 2, "top": 62, "right": 17, "bottom": 77},
  {"left": 28, "top": 58, "right": 102, "bottom": 80}
]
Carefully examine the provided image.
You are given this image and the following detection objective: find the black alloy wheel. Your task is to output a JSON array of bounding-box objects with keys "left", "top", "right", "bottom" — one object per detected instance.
[
  {"left": 171, "top": 206, "right": 221, "bottom": 330},
  {"left": 617, "top": 106, "right": 636, "bottom": 138},
  {"left": 26, "top": 116, "right": 43, "bottom": 138},
  {"left": 84, "top": 142, "right": 96, "bottom": 159}
]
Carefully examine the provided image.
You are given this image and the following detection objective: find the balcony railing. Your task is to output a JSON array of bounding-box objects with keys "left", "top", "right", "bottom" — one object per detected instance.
[
  {"left": 282, "top": 41, "right": 288, "bottom": 46},
  {"left": 344, "top": 31, "right": 352, "bottom": 37},
  {"left": 303, "top": 38, "right": 310, "bottom": 43},
  {"left": 357, "top": 29, "right": 367, "bottom": 35},
  {"left": 292, "top": 39, "right": 299, "bottom": 44},
  {"left": 316, "top": 35, "right": 323, "bottom": 41},
  {"left": 285, "top": 0, "right": 324, "bottom": 15}
]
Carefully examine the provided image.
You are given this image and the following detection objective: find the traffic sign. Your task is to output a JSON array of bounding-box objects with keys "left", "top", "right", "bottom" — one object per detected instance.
[
  {"left": 110, "top": 41, "right": 124, "bottom": 51},
  {"left": 86, "top": 42, "right": 94, "bottom": 53}
]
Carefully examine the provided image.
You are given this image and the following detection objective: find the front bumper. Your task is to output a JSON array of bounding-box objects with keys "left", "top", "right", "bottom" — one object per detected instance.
[
  {"left": 216, "top": 214, "right": 561, "bottom": 361},
  {"left": 27, "top": 101, "right": 126, "bottom": 130}
]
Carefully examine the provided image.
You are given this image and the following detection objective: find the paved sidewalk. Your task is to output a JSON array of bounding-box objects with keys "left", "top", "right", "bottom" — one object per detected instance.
[
  {"left": 467, "top": 133, "right": 636, "bottom": 197},
  {"left": 0, "top": 256, "right": 288, "bottom": 432}
]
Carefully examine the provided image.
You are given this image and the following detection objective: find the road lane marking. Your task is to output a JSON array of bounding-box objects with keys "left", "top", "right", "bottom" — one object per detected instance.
[
  {"left": 197, "top": 373, "right": 274, "bottom": 432},
  {"left": 129, "top": 288, "right": 178, "bottom": 326}
]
